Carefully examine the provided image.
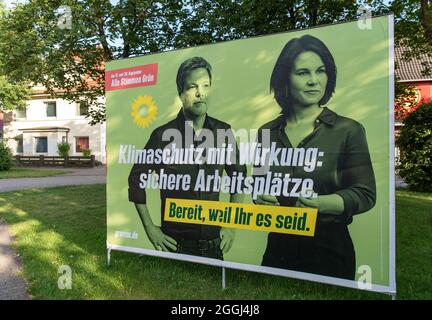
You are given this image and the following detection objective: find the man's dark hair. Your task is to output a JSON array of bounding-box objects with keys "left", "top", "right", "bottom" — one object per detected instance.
[
  {"left": 270, "top": 35, "right": 337, "bottom": 119},
  {"left": 176, "top": 57, "right": 212, "bottom": 95}
]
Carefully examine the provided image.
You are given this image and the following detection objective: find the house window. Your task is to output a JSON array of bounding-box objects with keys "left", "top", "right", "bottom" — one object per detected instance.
[
  {"left": 35, "top": 137, "right": 48, "bottom": 153},
  {"left": 75, "top": 137, "right": 89, "bottom": 152},
  {"left": 16, "top": 108, "right": 27, "bottom": 118},
  {"left": 45, "top": 102, "right": 57, "bottom": 117},
  {"left": 77, "top": 101, "right": 89, "bottom": 116},
  {"left": 17, "top": 138, "right": 23, "bottom": 153}
]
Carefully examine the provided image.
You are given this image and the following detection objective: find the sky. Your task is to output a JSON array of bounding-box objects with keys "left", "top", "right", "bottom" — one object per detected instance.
[{"left": 2, "top": 0, "right": 27, "bottom": 8}]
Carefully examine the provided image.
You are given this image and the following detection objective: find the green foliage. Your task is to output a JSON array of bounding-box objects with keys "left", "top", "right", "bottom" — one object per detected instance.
[
  {"left": 394, "top": 83, "right": 421, "bottom": 120},
  {"left": 372, "top": 0, "right": 432, "bottom": 78},
  {"left": 0, "top": 0, "right": 430, "bottom": 124},
  {"left": 0, "top": 1, "right": 370, "bottom": 125},
  {"left": 0, "top": 2, "right": 30, "bottom": 111},
  {"left": 57, "top": 142, "right": 71, "bottom": 157},
  {"left": 397, "top": 102, "right": 432, "bottom": 192},
  {"left": 82, "top": 148, "right": 91, "bottom": 157},
  {"left": 174, "top": 0, "right": 360, "bottom": 48},
  {"left": 0, "top": 75, "right": 30, "bottom": 110},
  {"left": 0, "top": 0, "right": 184, "bottom": 124},
  {"left": 0, "top": 141, "right": 13, "bottom": 171}
]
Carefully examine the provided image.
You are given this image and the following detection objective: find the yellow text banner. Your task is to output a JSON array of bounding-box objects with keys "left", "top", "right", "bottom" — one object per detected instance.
[{"left": 164, "top": 198, "right": 318, "bottom": 236}]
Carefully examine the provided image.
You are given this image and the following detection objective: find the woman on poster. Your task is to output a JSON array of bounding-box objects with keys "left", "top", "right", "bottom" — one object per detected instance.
[{"left": 255, "top": 35, "right": 376, "bottom": 280}]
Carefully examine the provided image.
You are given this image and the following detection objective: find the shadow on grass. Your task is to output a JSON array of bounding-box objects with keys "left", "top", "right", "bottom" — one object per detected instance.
[{"left": 2, "top": 186, "right": 430, "bottom": 299}]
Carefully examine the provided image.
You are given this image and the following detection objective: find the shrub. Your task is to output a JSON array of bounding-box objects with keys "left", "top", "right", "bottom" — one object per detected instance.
[
  {"left": 82, "top": 149, "right": 92, "bottom": 157},
  {"left": 396, "top": 102, "right": 432, "bottom": 192},
  {"left": 0, "top": 142, "right": 13, "bottom": 171},
  {"left": 57, "top": 142, "right": 71, "bottom": 157}
]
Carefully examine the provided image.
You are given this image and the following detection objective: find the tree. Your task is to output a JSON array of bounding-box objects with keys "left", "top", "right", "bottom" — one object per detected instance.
[
  {"left": 393, "top": 0, "right": 432, "bottom": 77},
  {"left": 1, "top": 1, "right": 430, "bottom": 124},
  {"left": 367, "top": 0, "right": 432, "bottom": 77},
  {"left": 0, "top": 0, "right": 185, "bottom": 124},
  {"left": 174, "top": 0, "right": 361, "bottom": 47},
  {"left": 0, "top": 1, "right": 30, "bottom": 111},
  {"left": 0, "top": 75, "right": 30, "bottom": 110}
]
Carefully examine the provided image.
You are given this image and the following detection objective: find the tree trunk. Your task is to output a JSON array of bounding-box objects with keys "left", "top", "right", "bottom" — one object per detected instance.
[{"left": 420, "top": 0, "right": 432, "bottom": 42}]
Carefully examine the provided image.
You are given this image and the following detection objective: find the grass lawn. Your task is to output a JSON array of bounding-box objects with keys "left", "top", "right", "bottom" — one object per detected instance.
[
  {"left": 0, "top": 167, "right": 69, "bottom": 179},
  {"left": 0, "top": 185, "right": 430, "bottom": 299}
]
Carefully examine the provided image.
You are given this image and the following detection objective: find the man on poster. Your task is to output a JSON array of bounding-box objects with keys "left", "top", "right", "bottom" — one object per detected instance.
[{"left": 128, "top": 57, "right": 246, "bottom": 259}]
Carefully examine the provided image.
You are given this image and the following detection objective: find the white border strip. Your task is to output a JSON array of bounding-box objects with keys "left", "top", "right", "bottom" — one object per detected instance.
[
  {"left": 107, "top": 243, "right": 394, "bottom": 294},
  {"left": 388, "top": 14, "right": 397, "bottom": 294}
]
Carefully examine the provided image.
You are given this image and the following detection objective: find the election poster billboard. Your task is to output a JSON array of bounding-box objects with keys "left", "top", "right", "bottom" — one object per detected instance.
[{"left": 106, "top": 14, "right": 395, "bottom": 294}]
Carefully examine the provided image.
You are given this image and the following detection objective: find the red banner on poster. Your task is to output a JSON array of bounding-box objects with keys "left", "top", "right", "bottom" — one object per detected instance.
[{"left": 105, "top": 64, "right": 158, "bottom": 91}]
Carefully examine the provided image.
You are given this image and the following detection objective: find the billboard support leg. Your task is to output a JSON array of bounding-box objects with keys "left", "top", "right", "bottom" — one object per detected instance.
[
  {"left": 107, "top": 248, "right": 112, "bottom": 267},
  {"left": 222, "top": 267, "right": 226, "bottom": 290},
  {"left": 391, "top": 293, "right": 396, "bottom": 300}
]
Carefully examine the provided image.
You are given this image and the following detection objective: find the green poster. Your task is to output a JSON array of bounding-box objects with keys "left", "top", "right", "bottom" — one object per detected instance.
[{"left": 106, "top": 15, "right": 395, "bottom": 294}]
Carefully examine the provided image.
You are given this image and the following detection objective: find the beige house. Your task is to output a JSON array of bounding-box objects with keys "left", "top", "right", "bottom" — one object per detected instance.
[{"left": 0, "top": 86, "right": 106, "bottom": 163}]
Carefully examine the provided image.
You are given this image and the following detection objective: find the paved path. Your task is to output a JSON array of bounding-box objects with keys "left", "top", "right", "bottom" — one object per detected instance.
[
  {"left": 0, "top": 166, "right": 106, "bottom": 193},
  {"left": 0, "top": 166, "right": 106, "bottom": 299},
  {"left": 0, "top": 219, "right": 30, "bottom": 300}
]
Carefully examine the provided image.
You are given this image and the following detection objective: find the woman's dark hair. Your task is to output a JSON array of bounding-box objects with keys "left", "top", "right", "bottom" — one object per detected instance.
[
  {"left": 270, "top": 35, "right": 337, "bottom": 119},
  {"left": 176, "top": 57, "right": 212, "bottom": 95}
]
